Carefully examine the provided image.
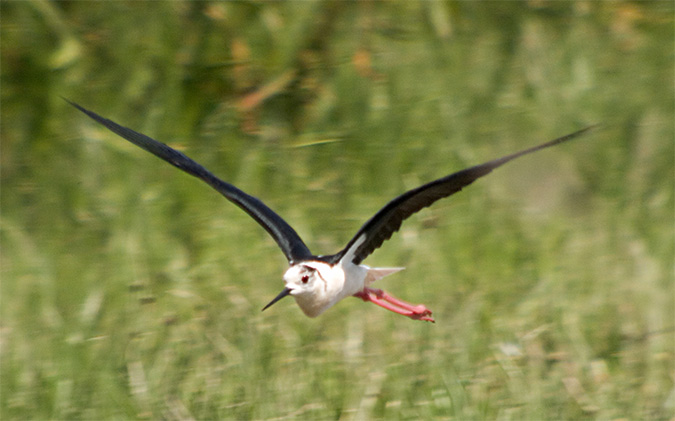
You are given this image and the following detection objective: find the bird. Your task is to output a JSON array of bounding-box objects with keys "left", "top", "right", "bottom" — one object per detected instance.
[{"left": 67, "top": 99, "right": 595, "bottom": 323}]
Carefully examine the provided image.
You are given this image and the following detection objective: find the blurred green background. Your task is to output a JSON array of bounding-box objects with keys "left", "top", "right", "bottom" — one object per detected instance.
[{"left": 2, "top": 1, "right": 673, "bottom": 419}]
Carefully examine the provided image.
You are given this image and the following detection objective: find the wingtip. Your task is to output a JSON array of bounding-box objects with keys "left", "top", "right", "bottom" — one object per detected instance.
[
  {"left": 61, "top": 96, "right": 77, "bottom": 107},
  {"left": 62, "top": 97, "right": 88, "bottom": 114},
  {"left": 577, "top": 123, "right": 602, "bottom": 135}
]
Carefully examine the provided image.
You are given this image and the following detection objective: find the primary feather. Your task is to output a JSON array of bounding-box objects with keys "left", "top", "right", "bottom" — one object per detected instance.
[
  {"left": 66, "top": 99, "right": 313, "bottom": 264},
  {"left": 330, "top": 126, "right": 596, "bottom": 265}
]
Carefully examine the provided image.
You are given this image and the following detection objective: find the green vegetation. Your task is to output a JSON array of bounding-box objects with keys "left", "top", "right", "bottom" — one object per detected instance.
[{"left": 2, "top": 2, "right": 673, "bottom": 419}]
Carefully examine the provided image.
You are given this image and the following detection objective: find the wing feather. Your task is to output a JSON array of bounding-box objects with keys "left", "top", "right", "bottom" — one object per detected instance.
[
  {"left": 332, "top": 126, "right": 596, "bottom": 265},
  {"left": 67, "top": 99, "right": 313, "bottom": 264}
]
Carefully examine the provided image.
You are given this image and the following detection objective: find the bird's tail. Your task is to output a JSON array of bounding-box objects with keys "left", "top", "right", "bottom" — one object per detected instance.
[{"left": 364, "top": 267, "right": 405, "bottom": 284}]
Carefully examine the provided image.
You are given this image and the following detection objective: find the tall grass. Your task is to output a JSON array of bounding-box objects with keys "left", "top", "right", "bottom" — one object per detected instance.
[{"left": 2, "top": 2, "right": 673, "bottom": 419}]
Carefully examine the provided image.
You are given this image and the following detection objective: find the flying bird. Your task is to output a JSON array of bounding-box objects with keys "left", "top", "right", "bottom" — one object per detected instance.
[{"left": 67, "top": 99, "right": 594, "bottom": 323}]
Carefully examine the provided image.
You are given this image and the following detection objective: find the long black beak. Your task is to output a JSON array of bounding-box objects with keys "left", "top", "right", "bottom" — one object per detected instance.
[{"left": 262, "top": 287, "right": 292, "bottom": 311}]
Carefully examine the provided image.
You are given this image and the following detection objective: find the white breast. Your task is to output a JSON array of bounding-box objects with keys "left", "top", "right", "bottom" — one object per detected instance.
[{"left": 290, "top": 260, "right": 368, "bottom": 317}]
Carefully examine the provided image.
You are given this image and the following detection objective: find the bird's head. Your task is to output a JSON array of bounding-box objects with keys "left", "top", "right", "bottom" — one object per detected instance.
[{"left": 262, "top": 261, "right": 344, "bottom": 317}]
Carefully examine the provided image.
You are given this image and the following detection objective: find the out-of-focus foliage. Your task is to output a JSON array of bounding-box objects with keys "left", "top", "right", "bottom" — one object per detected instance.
[{"left": 2, "top": 2, "right": 673, "bottom": 419}]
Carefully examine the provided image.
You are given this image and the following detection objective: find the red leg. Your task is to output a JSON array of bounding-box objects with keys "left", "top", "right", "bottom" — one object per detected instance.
[{"left": 354, "top": 288, "right": 434, "bottom": 323}]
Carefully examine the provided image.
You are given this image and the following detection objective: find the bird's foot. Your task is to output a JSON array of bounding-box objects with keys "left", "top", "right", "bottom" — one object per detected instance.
[{"left": 354, "top": 287, "right": 434, "bottom": 323}]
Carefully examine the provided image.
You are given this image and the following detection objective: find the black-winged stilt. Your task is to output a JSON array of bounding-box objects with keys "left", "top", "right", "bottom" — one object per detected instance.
[{"left": 68, "top": 99, "right": 594, "bottom": 323}]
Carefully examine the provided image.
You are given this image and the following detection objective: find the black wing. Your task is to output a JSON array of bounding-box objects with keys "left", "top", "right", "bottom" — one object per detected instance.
[
  {"left": 331, "top": 126, "right": 596, "bottom": 265},
  {"left": 67, "top": 99, "right": 313, "bottom": 264}
]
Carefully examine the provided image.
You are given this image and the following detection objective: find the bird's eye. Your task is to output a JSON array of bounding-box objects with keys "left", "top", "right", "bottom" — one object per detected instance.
[{"left": 301, "top": 275, "right": 309, "bottom": 284}]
